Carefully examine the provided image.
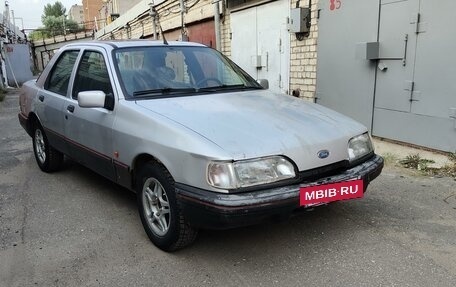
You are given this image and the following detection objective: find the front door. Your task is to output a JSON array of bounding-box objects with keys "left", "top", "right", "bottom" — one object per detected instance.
[{"left": 64, "top": 48, "right": 117, "bottom": 180}]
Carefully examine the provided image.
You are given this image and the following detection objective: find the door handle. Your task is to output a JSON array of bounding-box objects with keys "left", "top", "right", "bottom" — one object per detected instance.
[
  {"left": 67, "top": 105, "right": 75, "bottom": 113},
  {"left": 402, "top": 34, "right": 408, "bottom": 66},
  {"left": 38, "top": 95, "right": 44, "bottom": 102}
]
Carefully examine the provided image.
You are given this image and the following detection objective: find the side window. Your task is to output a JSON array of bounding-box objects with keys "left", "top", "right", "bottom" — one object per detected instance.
[
  {"left": 73, "top": 51, "right": 113, "bottom": 99},
  {"left": 45, "top": 50, "right": 79, "bottom": 96}
]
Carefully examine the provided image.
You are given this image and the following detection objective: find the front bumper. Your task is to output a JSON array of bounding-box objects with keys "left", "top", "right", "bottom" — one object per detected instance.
[{"left": 175, "top": 155, "right": 384, "bottom": 229}]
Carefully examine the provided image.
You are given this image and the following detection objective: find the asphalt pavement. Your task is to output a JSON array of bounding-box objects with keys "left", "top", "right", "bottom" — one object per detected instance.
[{"left": 1, "top": 90, "right": 455, "bottom": 286}]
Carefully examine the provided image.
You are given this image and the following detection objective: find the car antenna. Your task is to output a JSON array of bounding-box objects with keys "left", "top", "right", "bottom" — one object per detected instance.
[{"left": 157, "top": 17, "right": 168, "bottom": 45}]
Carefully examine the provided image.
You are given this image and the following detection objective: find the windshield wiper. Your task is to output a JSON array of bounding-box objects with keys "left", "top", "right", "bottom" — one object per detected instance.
[
  {"left": 133, "top": 87, "right": 196, "bottom": 97},
  {"left": 197, "top": 84, "right": 262, "bottom": 92}
]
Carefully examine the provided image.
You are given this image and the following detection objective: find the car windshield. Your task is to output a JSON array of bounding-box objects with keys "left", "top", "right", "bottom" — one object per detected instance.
[{"left": 113, "top": 45, "right": 262, "bottom": 99}]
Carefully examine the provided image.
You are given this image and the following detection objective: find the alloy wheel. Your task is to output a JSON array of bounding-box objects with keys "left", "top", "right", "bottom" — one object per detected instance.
[
  {"left": 34, "top": 129, "right": 46, "bottom": 164},
  {"left": 142, "top": 177, "right": 171, "bottom": 236}
]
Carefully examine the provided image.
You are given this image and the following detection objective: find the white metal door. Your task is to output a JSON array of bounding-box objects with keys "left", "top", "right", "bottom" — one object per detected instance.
[{"left": 231, "top": 0, "right": 290, "bottom": 94}]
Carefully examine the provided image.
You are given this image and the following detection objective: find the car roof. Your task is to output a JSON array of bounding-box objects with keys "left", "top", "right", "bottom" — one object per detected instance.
[{"left": 64, "top": 40, "right": 207, "bottom": 50}]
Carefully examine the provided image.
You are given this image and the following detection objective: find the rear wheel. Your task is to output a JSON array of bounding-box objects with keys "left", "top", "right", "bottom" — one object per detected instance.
[
  {"left": 32, "top": 124, "right": 63, "bottom": 172},
  {"left": 136, "top": 162, "right": 197, "bottom": 251}
]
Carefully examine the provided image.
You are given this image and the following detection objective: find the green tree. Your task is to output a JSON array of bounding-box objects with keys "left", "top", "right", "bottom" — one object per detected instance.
[
  {"left": 41, "top": 1, "right": 66, "bottom": 22},
  {"left": 64, "top": 19, "right": 80, "bottom": 33},
  {"left": 32, "top": 1, "right": 82, "bottom": 39},
  {"left": 44, "top": 16, "right": 64, "bottom": 36},
  {"left": 28, "top": 30, "right": 47, "bottom": 41},
  {"left": 41, "top": 16, "right": 81, "bottom": 37}
]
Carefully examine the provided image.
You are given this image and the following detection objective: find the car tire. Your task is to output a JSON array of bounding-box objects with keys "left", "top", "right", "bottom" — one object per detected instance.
[
  {"left": 32, "top": 124, "right": 63, "bottom": 172},
  {"left": 136, "top": 161, "right": 198, "bottom": 251}
]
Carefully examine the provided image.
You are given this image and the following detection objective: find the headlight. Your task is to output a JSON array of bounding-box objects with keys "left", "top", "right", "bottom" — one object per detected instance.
[
  {"left": 207, "top": 156, "right": 296, "bottom": 190},
  {"left": 348, "top": 133, "right": 373, "bottom": 162}
]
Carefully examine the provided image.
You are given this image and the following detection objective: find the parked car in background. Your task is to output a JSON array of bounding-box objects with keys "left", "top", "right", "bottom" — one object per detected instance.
[{"left": 18, "top": 40, "right": 383, "bottom": 251}]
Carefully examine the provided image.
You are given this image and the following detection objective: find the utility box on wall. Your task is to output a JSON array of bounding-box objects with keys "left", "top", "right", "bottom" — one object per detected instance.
[{"left": 289, "top": 8, "right": 310, "bottom": 33}]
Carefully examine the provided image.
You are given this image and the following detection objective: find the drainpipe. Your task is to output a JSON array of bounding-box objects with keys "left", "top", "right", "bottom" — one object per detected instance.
[
  {"left": 149, "top": 2, "right": 158, "bottom": 40},
  {"left": 179, "top": 0, "right": 186, "bottom": 40},
  {"left": 213, "top": 0, "right": 221, "bottom": 50},
  {"left": 112, "top": 0, "right": 119, "bottom": 13},
  {"left": 11, "top": 10, "right": 16, "bottom": 43},
  {"left": 152, "top": 18, "right": 157, "bottom": 40}
]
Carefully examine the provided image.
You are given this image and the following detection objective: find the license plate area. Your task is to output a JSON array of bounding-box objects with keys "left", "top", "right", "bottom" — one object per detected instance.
[{"left": 299, "top": 179, "right": 364, "bottom": 206}]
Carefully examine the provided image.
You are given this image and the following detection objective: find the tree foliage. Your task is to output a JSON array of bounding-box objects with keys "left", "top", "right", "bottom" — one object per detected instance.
[
  {"left": 28, "top": 30, "right": 47, "bottom": 41},
  {"left": 30, "top": 1, "right": 83, "bottom": 39},
  {"left": 42, "top": 16, "right": 80, "bottom": 36},
  {"left": 41, "top": 1, "right": 66, "bottom": 22}
]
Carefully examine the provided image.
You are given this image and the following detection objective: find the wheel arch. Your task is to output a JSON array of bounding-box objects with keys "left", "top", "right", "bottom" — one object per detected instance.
[
  {"left": 27, "top": 112, "right": 41, "bottom": 135},
  {"left": 28, "top": 112, "right": 41, "bottom": 127},
  {"left": 131, "top": 153, "right": 173, "bottom": 189}
]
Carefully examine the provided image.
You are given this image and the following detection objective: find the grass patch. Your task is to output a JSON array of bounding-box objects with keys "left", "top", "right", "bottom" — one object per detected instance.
[
  {"left": 439, "top": 152, "right": 456, "bottom": 178},
  {"left": 381, "top": 152, "right": 399, "bottom": 166},
  {"left": 399, "top": 152, "right": 456, "bottom": 178},
  {"left": 399, "top": 154, "right": 435, "bottom": 171},
  {"left": 448, "top": 152, "right": 456, "bottom": 163}
]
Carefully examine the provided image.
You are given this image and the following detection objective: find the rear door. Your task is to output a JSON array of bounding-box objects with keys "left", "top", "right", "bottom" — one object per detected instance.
[
  {"left": 38, "top": 49, "right": 80, "bottom": 154},
  {"left": 63, "top": 47, "right": 117, "bottom": 180}
]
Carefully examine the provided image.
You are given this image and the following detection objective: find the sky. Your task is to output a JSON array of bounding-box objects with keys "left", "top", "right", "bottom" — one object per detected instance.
[{"left": 7, "top": 0, "right": 81, "bottom": 30}]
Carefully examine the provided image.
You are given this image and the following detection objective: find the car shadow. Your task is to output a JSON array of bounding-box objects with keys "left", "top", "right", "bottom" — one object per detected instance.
[
  {"left": 58, "top": 157, "right": 379, "bottom": 258},
  {"left": 60, "top": 157, "right": 137, "bottom": 206}
]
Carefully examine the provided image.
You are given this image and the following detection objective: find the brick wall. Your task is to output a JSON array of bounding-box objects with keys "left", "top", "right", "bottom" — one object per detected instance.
[
  {"left": 82, "top": 0, "right": 104, "bottom": 30},
  {"left": 220, "top": 8, "right": 231, "bottom": 57},
  {"left": 289, "top": 0, "right": 318, "bottom": 101}
]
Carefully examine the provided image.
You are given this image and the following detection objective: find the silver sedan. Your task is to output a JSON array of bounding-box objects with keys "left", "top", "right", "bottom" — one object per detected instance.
[{"left": 19, "top": 40, "right": 383, "bottom": 251}]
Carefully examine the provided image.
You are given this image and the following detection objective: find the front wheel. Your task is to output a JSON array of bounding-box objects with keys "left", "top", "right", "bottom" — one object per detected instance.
[
  {"left": 32, "top": 125, "right": 63, "bottom": 172},
  {"left": 136, "top": 162, "right": 197, "bottom": 251}
]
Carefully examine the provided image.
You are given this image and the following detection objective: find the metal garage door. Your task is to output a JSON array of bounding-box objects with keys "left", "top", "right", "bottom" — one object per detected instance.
[
  {"left": 373, "top": 0, "right": 456, "bottom": 151},
  {"left": 315, "top": 0, "right": 379, "bottom": 128},
  {"left": 317, "top": 0, "right": 456, "bottom": 151},
  {"left": 230, "top": 0, "right": 290, "bottom": 94}
]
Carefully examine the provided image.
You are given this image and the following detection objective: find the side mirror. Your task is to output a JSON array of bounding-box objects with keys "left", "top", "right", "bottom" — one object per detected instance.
[
  {"left": 257, "top": 79, "right": 269, "bottom": 89},
  {"left": 78, "top": 91, "right": 107, "bottom": 109}
]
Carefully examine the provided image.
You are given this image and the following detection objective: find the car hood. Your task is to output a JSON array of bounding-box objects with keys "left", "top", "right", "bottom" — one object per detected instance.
[{"left": 136, "top": 90, "right": 367, "bottom": 171}]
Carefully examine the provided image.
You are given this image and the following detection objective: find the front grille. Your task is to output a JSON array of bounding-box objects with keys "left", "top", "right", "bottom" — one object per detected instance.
[{"left": 298, "top": 160, "right": 350, "bottom": 183}]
